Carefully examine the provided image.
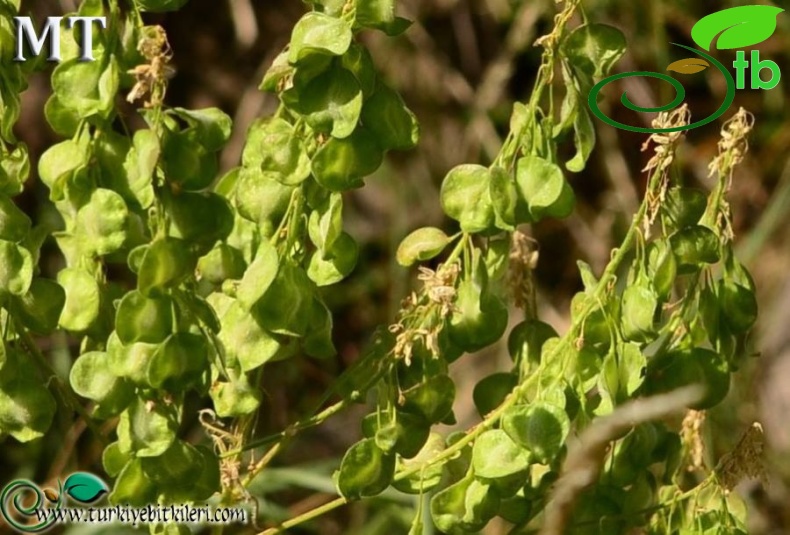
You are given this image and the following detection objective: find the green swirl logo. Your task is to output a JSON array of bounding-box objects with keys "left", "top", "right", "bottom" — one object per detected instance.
[
  {"left": 1, "top": 473, "right": 108, "bottom": 533},
  {"left": 589, "top": 5, "right": 784, "bottom": 133}
]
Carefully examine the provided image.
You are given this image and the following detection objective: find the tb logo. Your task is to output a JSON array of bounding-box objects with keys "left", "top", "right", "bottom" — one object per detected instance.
[{"left": 589, "top": 5, "right": 784, "bottom": 134}]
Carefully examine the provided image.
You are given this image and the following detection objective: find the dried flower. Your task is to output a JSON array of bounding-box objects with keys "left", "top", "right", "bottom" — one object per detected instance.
[
  {"left": 681, "top": 409, "right": 706, "bottom": 471},
  {"left": 641, "top": 104, "right": 691, "bottom": 238},
  {"left": 127, "top": 26, "right": 175, "bottom": 108},
  {"left": 508, "top": 231, "right": 539, "bottom": 315},
  {"left": 715, "top": 422, "right": 766, "bottom": 492}
]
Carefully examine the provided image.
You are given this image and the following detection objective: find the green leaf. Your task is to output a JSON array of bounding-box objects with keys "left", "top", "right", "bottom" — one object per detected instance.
[
  {"left": 57, "top": 268, "right": 100, "bottom": 332},
  {"left": 289, "top": 12, "right": 353, "bottom": 63},
  {"left": 70, "top": 351, "right": 126, "bottom": 402},
  {"left": 248, "top": 118, "right": 311, "bottom": 186},
  {"left": 254, "top": 263, "right": 314, "bottom": 337},
  {"left": 120, "top": 129, "right": 159, "bottom": 209},
  {"left": 38, "top": 139, "right": 88, "bottom": 201},
  {"left": 185, "top": 293, "right": 222, "bottom": 334},
  {"left": 147, "top": 333, "right": 208, "bottom": 390},
  {"left": 117, "top": 396, "right": 179, "bottom": 457},
  {"left": 618, "top": 342, "right": 647, "bottom": 397},
  {"left": 566, "top": 107, "right": 595, "bottom": 173},
  {"left": 647, "top": 240, "right": 677, "bottom": 299},
  {"left": 664, "top": 187, "right": 707, "bottom": 232},
  {"left": 192, "top": 446, "right": 221, "bottom": 501},
  {"left": 341, "top": 44, "right": 376, "bottom": 96},
  {"left": 308, "top": 192, "right": 344, "bottom": 253},
  {"left": 304, "top": 297, "right": 337, "bottom": 359},
  {"left": 102, "top": 442, "right": 132, "bottom": 478},
  {"left": 0, "top": 143, "right": 29, "bottom": 196},
  {"left": 75, "top": 188, "right": 129, "bottom": 256},
  {"left": 63, "top": 472, "right": 109, "bottom": 504},
  {"left": 396, "top": 227, "right": 451, "bottom": 267},
  {"left": 401, "top": 375, "right": 456, "bottom": 424},
  {"left": 473, "top": 373, "right": 517, "bottom": 418},
  {"left": 440, "top": 164, "right": 496, "bottom": 233},
  {"left": 12, "top": 278, "right": 66, "bottom": 334},
  {"left": 0, "top": 193, "right": 31, "bottom": 242},
  {"left": 260, "top": 50, "right": 292, "bottom": 92},
  {"left": 473, "top": 429, "right": 531, "bottom": 479},
  {"left": 218, "top": 301, "right": 283, "bottom": 372},
  {"left": 337, "top": 438, "right": 395, "bottom": 499},
  {"left": 44, "top": 95, "right": 80, "bottom": 137},
  {"left": 355, "top": 0, "right": 395, "bottom": 29},
  {"left": 670, "top": 226, "right": 721, "bottom": 273},
  {"left": 503, "top": 402, "right": 570, "bottom": 463},
  {"left": 138, "top": 237, "right": 195, "bottom": 294},
  {"left": 161, "top": 129, "right": 218, "bottom": 192},
  {"left": 288, "top": 67, "right": 362, "bottom": 138},
  {"left": 360, "top": 83, "right": 419, "bottom": 150},
  {"left": 566, "top": 346, "right": 603, "bottom": 393},
  {"left": 167, "top": 191, "right": 234, "bottom": 254},
  {"left": 507, "top": 319, "right": 558, "bottom": 365},
  {"left": 170, "top": 107, "right": 232, "bottom": 152},
  {"left": 307, "top": 231, "right": 359, "bottom": 286},
  {"left": 237, "top": 239, "right": 279, "bottom": 310},
  {"left": 133, "top": 0, "right": 189, "bottom": 12},
  {"left": 691, "top": 5, "right": 784, "bottom": 51},
  {"left": 393, "top": 433, "right": 445, "bottom": 494},
  {"left": 141, "top": 439, "right": 199, "bottom": 485},
  {"left": 562, "top": 23, "right": 627, "bottom": 79},
  {"left": 209, "top": 376, "right": 261, "bottom": 417},
  {"left": 234, "top": 168, "right": 295, "bottom": 228},
  {"left": 644, "top": 348, "right": 729, "bottom": 410},
  {"left": 620, "top": 284, "right": 658, "bottom": 343},
  {"left": 51, "top": 56, "right": 118, "bottom": 119},
  {"left": 108, "top": 459, "right": 157, "bottom": 507},
  {"left": 570, "top": 292, "right": 612, "bottom": 348},
  {"left": 0, "top": 351, "right": 56, "bottom": 442},
  {"left": 431, "top": 475, "right": 500, "bottom": 533},
  {"left": 107, "top": 332, "right": 159, "bottom": 385},
  {"left": 115, "top": 290, "right": 174, "bottom": 345},
  {"left": 311, "top": 128, "right": 383, "bottom": 191},
  {"left": 197, "top": 243, "right": 246, "bottom": 285},
  {"left": 489, "top": 166, "right": 517, "bottom": 229},
  {"left": 362, "top": 411, "right": 430, "bottom": 459},
  {"left": 515, "top": 156, "right": 573, "bottom": 220},
  {"left": 718, "top": 278, "right": 758, "bottom": 334},
  {"left": 447, "top": 256, "right": 508, "bottom": 353},
  {"left": 0, "top": 240, "right": 32, "bottom": 297}
]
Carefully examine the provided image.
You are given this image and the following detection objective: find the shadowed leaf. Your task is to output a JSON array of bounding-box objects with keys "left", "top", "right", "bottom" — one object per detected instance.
[{"left": 667, "top": 58, "right": 710, "bottom": 74}]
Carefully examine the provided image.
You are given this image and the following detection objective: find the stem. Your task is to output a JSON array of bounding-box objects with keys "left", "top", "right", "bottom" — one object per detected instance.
[
  {"left": 238, "top": 397, "right": 352, "bottom": 485},
  {"left": 259, "top": 497, "right": 346, "bottom": 535}
]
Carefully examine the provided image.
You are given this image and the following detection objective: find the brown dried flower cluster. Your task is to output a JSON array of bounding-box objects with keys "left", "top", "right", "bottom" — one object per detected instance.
[
  {"left": 709, "top": 107, "right": 754, "bottom": 179},
  {"left": 389, "top": 263, "right": 460, "bottom": 365},
  {"left": 508, "top": 231, "right": 539, "bottom": 316},
  {"left": 707, "top": 108, "right": 755, "bottom": 241},
  {"left": 681, "top": 409, "right": 707, "bottom": 471},
  {"left": 127, "top": 25, "right": 174, "bottom": 108},
  {"left": 715, "top": 422, "right": 766, "bottom": 492},
  {"left": 641, "top": 104, "right": 691, "bottom": 238}
]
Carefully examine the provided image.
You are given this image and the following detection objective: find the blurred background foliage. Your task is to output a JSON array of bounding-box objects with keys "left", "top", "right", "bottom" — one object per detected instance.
[{"left": 5, "top": 0, "right": 790, "bottom": 533}]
